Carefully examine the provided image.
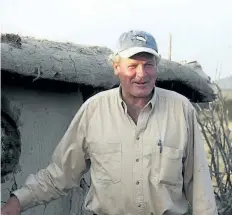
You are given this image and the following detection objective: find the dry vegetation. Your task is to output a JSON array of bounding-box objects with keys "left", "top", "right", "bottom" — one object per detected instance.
[{"left": 191, "top": 84, "right": 232, "bottom": 215}]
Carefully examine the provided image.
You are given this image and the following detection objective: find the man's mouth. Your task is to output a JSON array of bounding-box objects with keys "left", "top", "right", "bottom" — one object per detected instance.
[{"left": 135, "top": 82, "right": 147, "bottom": 85}]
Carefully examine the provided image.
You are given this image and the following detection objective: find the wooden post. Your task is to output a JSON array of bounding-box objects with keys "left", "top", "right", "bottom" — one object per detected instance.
[{"left": 168, "top": 33, "right": 172, "bottom": 60}]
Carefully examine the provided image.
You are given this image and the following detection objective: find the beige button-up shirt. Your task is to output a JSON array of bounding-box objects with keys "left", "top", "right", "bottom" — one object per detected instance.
[{"left": 13, "top": 87, "right": 218, "bottom": 215}]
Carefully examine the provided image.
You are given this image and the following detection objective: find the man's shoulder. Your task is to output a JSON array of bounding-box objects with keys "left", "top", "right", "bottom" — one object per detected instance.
[
  {"left": 156, "top": 87, "right": 191, "bottom": 107},
  {"left": 82, "top": 87, "right": 119, "bottom": 109}
]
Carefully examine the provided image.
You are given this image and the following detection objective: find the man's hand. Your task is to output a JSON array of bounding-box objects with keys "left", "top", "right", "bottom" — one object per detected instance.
[{"left": 1, "top": 195, "right": 21, "bottom": 215}]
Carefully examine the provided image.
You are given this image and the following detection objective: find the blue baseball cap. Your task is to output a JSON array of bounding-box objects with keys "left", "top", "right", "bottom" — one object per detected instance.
[{"left": 114, "top": 30, "right": 160, "bottom": 59}]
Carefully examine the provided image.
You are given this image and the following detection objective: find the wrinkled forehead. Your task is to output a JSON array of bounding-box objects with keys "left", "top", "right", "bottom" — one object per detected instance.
[{"left": 127, "top": 52, "right": 157, "bottom": 64}]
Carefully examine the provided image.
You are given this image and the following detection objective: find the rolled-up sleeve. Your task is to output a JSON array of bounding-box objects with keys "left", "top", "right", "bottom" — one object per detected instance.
[
  {"left": 183, "top": 103, "right": 218, "bottom": 215},
  {"left": 12, "top": 104, "right": 90, "bottom": 211}
]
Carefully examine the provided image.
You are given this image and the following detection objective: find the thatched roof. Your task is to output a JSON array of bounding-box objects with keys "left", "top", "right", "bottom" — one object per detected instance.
[
  {"left": 181, "top": 61, "right": 211, "bottom": 81},
  {"left": 1, "top": 33, "right": 216, "bottom": 102}
]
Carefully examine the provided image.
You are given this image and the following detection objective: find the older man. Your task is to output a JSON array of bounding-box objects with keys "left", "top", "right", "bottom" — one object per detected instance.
[{"left": 1, "top": 30, "right": 218, "bottom": 215}]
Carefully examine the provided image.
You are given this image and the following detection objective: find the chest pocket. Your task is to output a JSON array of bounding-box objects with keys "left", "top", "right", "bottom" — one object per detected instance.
[
  {"left": 90, "top": 141, "right": 122, "bottom": 183},
  {"left": 151, "top": 145, "right": 183, "bottom": 186}
]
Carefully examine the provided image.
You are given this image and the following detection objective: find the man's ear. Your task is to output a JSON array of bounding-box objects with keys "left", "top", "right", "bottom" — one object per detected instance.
[{"left": 113, "top": 63, "right": 120, "bottom": 76}]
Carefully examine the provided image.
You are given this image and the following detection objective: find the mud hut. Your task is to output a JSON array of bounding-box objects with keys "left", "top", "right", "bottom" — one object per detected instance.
[{"left": 1, "top": 34, "right": 215, "bottom": 215}]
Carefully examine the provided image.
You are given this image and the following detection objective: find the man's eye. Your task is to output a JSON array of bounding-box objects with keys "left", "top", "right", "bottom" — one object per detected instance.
[
  {"left": 128, "top": 65, "right": 137, "bottom": 69},
  {"left": 146, "top": 63, "right": 154, "bottom": 67}
]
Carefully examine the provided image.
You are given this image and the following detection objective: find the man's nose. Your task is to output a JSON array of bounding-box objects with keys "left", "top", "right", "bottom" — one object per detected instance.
[{"left": 136, "top": 64, "right": 146, "bottom": 78}]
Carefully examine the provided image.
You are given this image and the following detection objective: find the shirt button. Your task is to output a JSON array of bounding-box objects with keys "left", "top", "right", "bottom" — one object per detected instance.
[
  {"left": 136, "top": 158, "right": 140, "bottom": 162},
  {"left": 138, "top": 204, "right": 142, "bottom": 207},
  {"left": 136, "top": 136, "right": 140, "bottom": 140},
  {"left": 136, "top": 181, "right": 140, "bottom": 185}
]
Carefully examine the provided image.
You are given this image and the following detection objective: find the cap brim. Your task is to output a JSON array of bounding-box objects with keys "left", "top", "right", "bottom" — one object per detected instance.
[{"left": 118, "top": 47, "right": 160, "bottom": 59}]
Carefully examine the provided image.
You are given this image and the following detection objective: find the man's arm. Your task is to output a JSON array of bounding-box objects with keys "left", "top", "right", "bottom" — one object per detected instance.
[
  {"left": 183, "top": 103, "right": 218, "bottom": 215},
  {"left": 10, "top": 103, "right": 90, "bottom": 212}
]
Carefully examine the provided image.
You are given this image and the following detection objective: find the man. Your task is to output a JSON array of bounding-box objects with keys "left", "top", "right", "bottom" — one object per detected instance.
[{"left": 1, "top": 30, "right": 218, "bottom": 215}]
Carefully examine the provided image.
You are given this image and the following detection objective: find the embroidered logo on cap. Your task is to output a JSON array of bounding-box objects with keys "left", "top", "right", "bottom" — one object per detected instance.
[{"left": 133, "top": 35, "right": 147, "bottom": 42}]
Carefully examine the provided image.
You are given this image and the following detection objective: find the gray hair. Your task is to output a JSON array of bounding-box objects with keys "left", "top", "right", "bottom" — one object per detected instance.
[{"left": 108, "top": 54, "right": 121, "bottom": 65}]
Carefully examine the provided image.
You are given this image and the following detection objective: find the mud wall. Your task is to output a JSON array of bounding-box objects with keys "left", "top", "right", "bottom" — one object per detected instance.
[{"left": 1, "top": 84, "right": 93, "bottom": 215}]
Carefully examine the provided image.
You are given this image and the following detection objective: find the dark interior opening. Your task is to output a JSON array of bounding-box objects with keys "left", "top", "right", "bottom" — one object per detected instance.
[{"left": 1, "top": 110, "right": 21, "bottom": 180}]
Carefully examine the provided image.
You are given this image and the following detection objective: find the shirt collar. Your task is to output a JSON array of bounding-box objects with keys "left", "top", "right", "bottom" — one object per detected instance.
[
  {"left": 118, "top": 85, "right": 157, "bottom": 114},
  {"left": 118, "top": 85, "right": 128, "bottom": 113}
]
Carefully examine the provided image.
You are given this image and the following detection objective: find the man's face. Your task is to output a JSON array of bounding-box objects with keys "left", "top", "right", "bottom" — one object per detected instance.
[{"left": 113, "top": 52, "right": 157, "bottom": 98}]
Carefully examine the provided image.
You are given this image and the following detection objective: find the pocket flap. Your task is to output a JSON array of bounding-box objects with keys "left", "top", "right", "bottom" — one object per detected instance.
[{"left": 163, "top": 146, "right": 183, "bottom": 159}]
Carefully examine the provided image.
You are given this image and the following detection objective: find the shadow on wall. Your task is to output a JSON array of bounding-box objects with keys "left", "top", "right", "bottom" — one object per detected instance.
[{"left": 1, "top": 96, "right": 22, "bottom": 183}]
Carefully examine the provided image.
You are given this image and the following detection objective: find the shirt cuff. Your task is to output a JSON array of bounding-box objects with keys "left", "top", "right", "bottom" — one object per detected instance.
[{"left": 11, "top": 187, "right": 36, "bottom": 211}]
